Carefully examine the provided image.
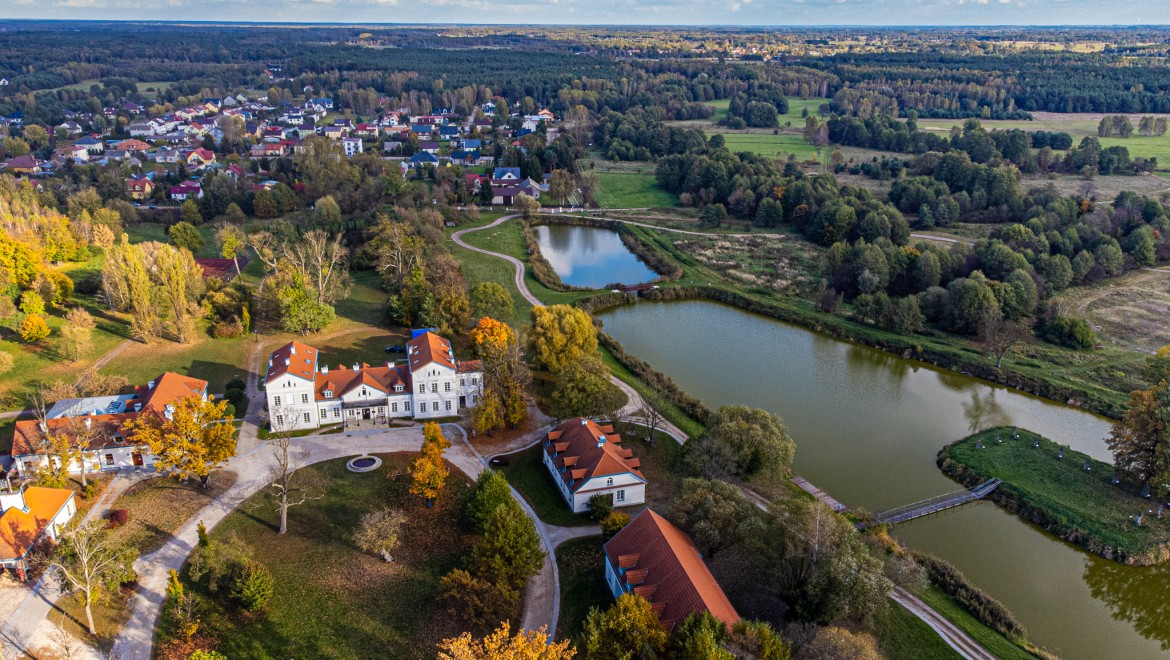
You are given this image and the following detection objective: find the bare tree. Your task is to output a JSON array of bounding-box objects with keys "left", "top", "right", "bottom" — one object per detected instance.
[
  {"left": 634, "top": 393, "right": 665, "bottom": 448},
  {"left": 247, "top": 230, "right": 284, "bottom": 276},
  {"left": 48, "top": 522, "right": 135, "bottom": 636},
  {"left": 264, "top": 407, "right": 328, "bottom": 534},
  {"left": 979, "top": 316, "right": 1034, "bottom": 369},
  {"left": 284, "top": 230, "right": 351, "bottom": 306}
]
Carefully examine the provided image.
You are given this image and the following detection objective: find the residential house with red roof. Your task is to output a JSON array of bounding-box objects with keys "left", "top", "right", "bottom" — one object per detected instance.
[
  {"left": 263, "top": 330, "right": 482, "bottom": 431},
  {"left": 542, "top": 418, "right": 647, "bottom": 513},
  {"left": 125, "top": 177, "right": 153, "bottom": 200},
  {"left": 169, "top": 181, "right": 202, "bottom": 201},
  {"left": 12, "top": 372, "right": 209, "bottom": 476},
  {"left": 603, "top": 509, "right": 740, "bottom": 631},
  {"left": 186, "top": 148, "right": 216, "bottom": 169},
  {"left": 0, "top": 487, "right": 77, "bottom": 580}
]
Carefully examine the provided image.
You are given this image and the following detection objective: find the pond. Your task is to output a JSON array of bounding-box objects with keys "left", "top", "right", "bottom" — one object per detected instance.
[
  {"left": 534, "top": 224, "right": 658, "bottom": 289},
  {"left": 597, "top": 298, "right": 1170, "bottom": 660}
]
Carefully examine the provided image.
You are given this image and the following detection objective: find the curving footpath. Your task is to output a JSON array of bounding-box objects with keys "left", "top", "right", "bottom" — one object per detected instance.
[{"left": 451, "top": 214, "right": 689, "bottom": 443}]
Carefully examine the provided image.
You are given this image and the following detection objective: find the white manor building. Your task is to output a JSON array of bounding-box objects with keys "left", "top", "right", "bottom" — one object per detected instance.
[{"left": 263, "top": 331, "right": 483, "bottom": 431}]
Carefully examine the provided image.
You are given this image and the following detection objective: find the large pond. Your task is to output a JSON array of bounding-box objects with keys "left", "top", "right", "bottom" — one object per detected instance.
[
  {"left": 597, "top": 299, "right": 1170, "bottom": 659},
  {"left": 534, "top": 224, "right": 657, "bottom": 289}
]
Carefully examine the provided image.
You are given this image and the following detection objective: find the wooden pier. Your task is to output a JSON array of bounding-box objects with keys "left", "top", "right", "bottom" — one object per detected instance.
[{"left": 792, "top": 476, "right": 848, "bottom": 512}]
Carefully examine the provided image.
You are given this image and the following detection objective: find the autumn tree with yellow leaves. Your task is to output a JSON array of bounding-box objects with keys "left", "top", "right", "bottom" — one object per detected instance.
[
  {"left": 470, "top": 317, "right": 530, "bottom": 435},
  {"left": 125, "top": 395, "right": 236, "bottom": 488},
  {"left": 409, "top": 422, "right": 451, "bottom": 507},
  {"left": 437, "top": 623, "right": 574, "bottom": 660}
]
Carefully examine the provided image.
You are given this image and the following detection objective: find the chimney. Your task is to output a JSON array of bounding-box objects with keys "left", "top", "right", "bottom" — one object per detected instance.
[
  {"left": 597, "top": 435, "right": 606, "bottom": 448},
  {"left": 38, "top": 421, "right": 47, "bottom": 433},
  {"left": 352, "top": 363, "right": 360, "bottom": 372},
  {"left": 320, "top": 365, "right": 329, "bottom": 374}
]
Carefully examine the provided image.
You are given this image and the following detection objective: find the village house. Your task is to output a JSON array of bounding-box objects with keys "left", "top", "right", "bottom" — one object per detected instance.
[
  {"left": 76, "top": 137, "right": 105, "bottom": 155},
  {"left": 186, "top": 148, "right": 216, "bottom": 169},
  {"left": 263, "top": 331, "right": 482, "bottom": 430},
  {"left": 603, "top": 509, "right": 740, "bottom": 631},
  {"left": 342, "top": 137, "right": 363, "bottom": 157},
  {"left": 0, "top": 487, "right": 77, "bottom": 580},
  {"left": 542, "top": 418, "right": 647, "bottom": 513},
  {"left": 154, "top": 147, "right": 181, "bottom": 163},
  {"left": 125, "top": 177, "right": 154, "bottom": 200},
  {"left": 169, "top": 180, "right": 203, "bottom": 201},
  {"left": 12, "top": 372, "right": 209, "bottom": 477},
  {"left": 4, "top": 156, "right": 43, "bottom": 175}
]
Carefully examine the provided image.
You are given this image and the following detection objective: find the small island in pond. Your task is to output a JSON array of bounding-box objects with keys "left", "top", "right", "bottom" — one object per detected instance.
[{"left": 938, "top": 428, "right": 1170, "bottom": 566}]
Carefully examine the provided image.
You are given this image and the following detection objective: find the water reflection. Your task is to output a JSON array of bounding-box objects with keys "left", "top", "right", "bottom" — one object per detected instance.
[
  {"left": 963, "top": 390, "right": 1014, "bottom": 433},
  {"left": 1084, "top": 558, "right": 1170, "bottom": 650},
  {"left": 534, "top": 224, "right": 657, "bottom": 288}
]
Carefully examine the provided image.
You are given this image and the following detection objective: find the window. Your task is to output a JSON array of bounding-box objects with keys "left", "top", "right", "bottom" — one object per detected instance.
[
  {"left": 324, "top": 390, "right": 333, "bottom": 398},
  {"left": 472, "top": 377, "right": 479, "bottom": 385},
  {"left": 392, "top": 402, "right": 398, "bottom": 412},
  {"left": 395, "top": 385, "right": 403, "bottom": 392},
  {"left": 301, "top": 393, "right": 309, "bottom": 404},
  {"left": 432, "top": 402, "right": 439, "bottom": 412},
  {"left": 471, "top": 394, "right": 477, "bottom": 404},
  {"left": 445, "top": 401, "right": 451, "bottom": 411},
  {"left": 273, "top": 396, "right": 282, "bottom": 406},
  {"left": 303, "top": 412, "right": 311, "bottom": 423},
  {"left": 104, "top": 454, "right": 114, "bottom": 466},
  {"left": 319, "top": 409, "right": 326, "bottom": 418},
  {"left": 616, "top": 490, "right": 626, "bottom": 502},
  {"left": 333, "top": 408, "right": 340, "bottom": 418},
  {"left": 275, "top": 414, "right": 284, "bottom": 427},
  {"left": 444, "top": 382, "right": 451, "bottom": 392},
  {"left": 418, "top": 384, "right": 425, "bottom": 394},
  {"left": 431, "top": 383, "right": 438, "bottom": 393},
  {"left": 377, "top": 407, "right": 384, "bottom": 414},
  {"left": 405, "top": 401, "right": 411, "bottom": 411},
  {"left": 606, "top": 477, "right": 613, "bottom": 485}
]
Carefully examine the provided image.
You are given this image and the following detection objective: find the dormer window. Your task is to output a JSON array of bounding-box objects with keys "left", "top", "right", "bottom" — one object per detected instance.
[
  {"left": 395, "top": 385, "right": 403, "bottom": 393},
  {"left": 324, "top": 390, "right": 334, "bottom": 398}
]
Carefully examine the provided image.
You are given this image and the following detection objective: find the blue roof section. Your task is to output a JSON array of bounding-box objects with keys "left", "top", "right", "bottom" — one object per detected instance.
[
  {"left": 410, "top": 328, "right": 440, "bottom": 339},
  {"left": 493, "top": 167, "right": 521, "bottom": 179}
]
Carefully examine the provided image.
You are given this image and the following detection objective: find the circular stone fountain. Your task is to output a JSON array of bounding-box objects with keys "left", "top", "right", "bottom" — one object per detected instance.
[{"left": 346, "top": 455, "right": 382, "bottom": 473}]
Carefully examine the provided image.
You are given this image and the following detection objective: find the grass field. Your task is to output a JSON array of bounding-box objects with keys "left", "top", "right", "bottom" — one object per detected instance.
[
  {"left": 554, "top": 535, "right": 611, "bottom": 648},
  {"left": 99, "top": 327, "right": 250, "bottom": 395},
  {"left": 913, "top": 585, "right": 1040, "bottom": 660},
  {"left": 939, "top": 428, "right": 1170, "bottom": 562},
  {"left": 501, "top": 444, "right": 594, "bottom": 527},
  {"left": 173, "top": 453, "right": 476, "bottom": 659},
  {"left": 107, "top": 471, "right": 239, "bottom": 555},
  {"left": 1053, "top": 269, "right": 1170, "bottom": 354},
  {"left": 875, "top": 599, "right": 963, "bottom": 659},
  {"left": 916, "top": 114, "right": 1170, "bottom": 167},
  {"left": 594, "top": 172, "right": 677, "bottom": 209}
]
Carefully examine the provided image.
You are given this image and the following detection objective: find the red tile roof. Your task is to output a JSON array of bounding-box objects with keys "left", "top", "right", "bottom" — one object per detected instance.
[
  {"left": 12, "top": 372, "right": 207, "bottom": 457},
  {"left": 265, "top": 341, "right": 318, "bottom": 385},
  {"left": 544, "top": 418, "right": 644, "bottom": 493},
  {"left": 0, "top": 487, "right": 75, "bottom": 561},
  {"left": 407, "top": 331, "right": 456, "bottom": 371},
  {"left": 604, "top": 509, "right": 740, "bottom": 631},
  {"left": 314, "top": 363, "right": 411, "bottom": 400}
]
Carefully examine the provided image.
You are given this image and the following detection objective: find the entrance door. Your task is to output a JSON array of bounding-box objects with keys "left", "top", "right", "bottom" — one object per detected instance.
[
  {"left": 132, "top": 452, "right": 144, "bottom": 466},
  {"left": 459, "top": 395, "right": 466, "bottom": 409},
  {"left": 362, "top": 408, "right": 371, "bottom": 420}
]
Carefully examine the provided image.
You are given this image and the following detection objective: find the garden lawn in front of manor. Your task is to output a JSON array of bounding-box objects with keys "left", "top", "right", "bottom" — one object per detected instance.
[{"left": 173, "top": 453, "right": 477, "bottom": 659}]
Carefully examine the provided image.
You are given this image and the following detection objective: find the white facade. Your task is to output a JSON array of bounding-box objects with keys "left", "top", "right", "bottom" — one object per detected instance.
[{"left": 543, "top": 447, "right": 647, "bottom": 513}]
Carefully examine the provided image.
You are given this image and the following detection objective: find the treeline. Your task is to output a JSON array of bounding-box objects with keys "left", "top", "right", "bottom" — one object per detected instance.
[
  {"left": 818, "top": 51, "right": 1170, "bottom": 116},
  {"left": 827, "top": 116, "right": 1155, "bottom": 178}
]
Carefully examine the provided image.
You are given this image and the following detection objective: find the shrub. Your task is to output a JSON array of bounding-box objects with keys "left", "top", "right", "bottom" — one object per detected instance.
[
  {"left": 440, "top": 568, "right": 521, "bottom": 633},
  {"left": 601, "top": 511, "right": 630, "bottom": 538},
  {"left": 19, "top": 313, "right": 50, "bottom": 343},
  {"left": 189, "top": 532, "right": 253, "bottom": 592},
  {"left": 225, "top": 378, "right": 246, "bottom": 392},
  {"left": 211, "top": 320, "right": 244, "bottom": 339},
  {"left": 230, "top": 561, "right": 274, "bottom": 612},
  {"left": 353, "top": 508, "right": 405, "bottom": 557},
  {"left": 188, "top": 652, "right": 227, "bottom": 660},
  {"left": 107, "top": 509, "right": 129, "bottom": 528},
  {"left": 1040, "top": 316, "right": 1096, "bottom": 350},
  {"left": 587, "top": 493, "right": 613, "bottom": 521},
  {"left": 82, "top": 482, "right": 100, "bottom": 500},
  {"left": 912, "top": 551, "right": 1025, "bottom": 638}
]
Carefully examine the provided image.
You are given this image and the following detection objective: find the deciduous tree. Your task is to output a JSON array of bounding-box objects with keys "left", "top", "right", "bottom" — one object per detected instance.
[
  {"left": 410, "top": 422, "right": 451, "bottom": 506},
  {"left": 979, "top": 316, "right": 1034, "bottom": 369},
  {"left": 1107, "top": 382, "right": 1170, "bottom": 497},
  {"left": 438, "top": 622, "right": 574, "bottom": 660},
  {"left": 582, "top": 593, "right": 668, "bottom": 659},
  {"left": 525, "top": 304, "right": 598, "bottom": 374},
  {"left": 48, "top": 522, "right": 137, "bottom": 636},
  {"left": 673, "top": 478, "right": 764, "bottom": 557},
  {"left": 168, "top": 221, "right": 204, "bottom": 252},
  {"left": 125, "top": 395, "right": 236, "bottom": 488}
]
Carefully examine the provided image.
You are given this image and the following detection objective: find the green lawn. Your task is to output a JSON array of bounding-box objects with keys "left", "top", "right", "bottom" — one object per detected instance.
[
  {"left": 705, "top": 98, "right": 731, "bottom": 122},
  {"left": 594, "top": 173, "right": 677, "bottom": 209},
  {"left": 501, "top": 444, "right": 593, "bottom": 527},
  {"left": 172, "top": 453, "right": 477, "bottom": 659},
  {"left": 913, "top": 585, "right": 1041, "bottom": 660},
  {"left": 720, "top": 132, "right": 822, "bottom": 160},
  {"left": 99, "top": 328, "right": 250, "bottom": 395},
  {"left": 939, "top": 428, "right": 1170, "bottom": 562},
  {"left": 0, "top": 416, "right": 17, "bottom": 454},
  {"left": 0, "top": 293, "right": 129, "bottom": 408},
  {"left": 555, "top": 535, "right": 611, "bottom": 649},
  {"left": 876, "top": 599, "right": 963, "bottom": 660}
]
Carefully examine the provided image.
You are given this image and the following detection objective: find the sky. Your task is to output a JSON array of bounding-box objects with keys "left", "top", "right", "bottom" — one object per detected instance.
[{"left": 2, "top": 0, "right": 1169, "bottom": 26}]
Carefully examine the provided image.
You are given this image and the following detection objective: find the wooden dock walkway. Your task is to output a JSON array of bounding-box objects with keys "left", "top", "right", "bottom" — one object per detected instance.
[
  {"left": 792, "top": 476, "right": 848, "bottom": 512},
  {"left": 869, "top": 478, "right": 1002, "bottom": 527}
]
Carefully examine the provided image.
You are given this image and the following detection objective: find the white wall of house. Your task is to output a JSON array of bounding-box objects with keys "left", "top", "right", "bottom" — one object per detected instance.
[
  {"left": 17, "top": 443, "right": 155, "bottom": 476},
  {"left": 266, "top": 372, "right": 319, "bottom": 431},
  {"left": 411, "top": 364, "right": 480, "bottom": 419},
  {"left": 604, "top": 556, "right": 624, "bottom": 600},
  {"left": 541, "top": 450, "right": 647, "bottom": 513}
]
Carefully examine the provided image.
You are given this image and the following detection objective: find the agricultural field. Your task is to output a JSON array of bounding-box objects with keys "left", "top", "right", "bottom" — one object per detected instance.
[{"left": 1053, "top": 269, "right": 1170, "bottom": 355}]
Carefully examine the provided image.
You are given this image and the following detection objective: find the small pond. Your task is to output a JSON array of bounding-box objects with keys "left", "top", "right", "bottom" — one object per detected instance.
[{"left": 534, "top": 224, "right": 657, "bottom": 289}]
